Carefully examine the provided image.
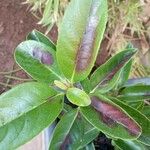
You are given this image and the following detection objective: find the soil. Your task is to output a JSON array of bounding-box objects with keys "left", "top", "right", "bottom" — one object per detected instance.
[
  {"left": 0, "top": 0, "right": 58, "bottom": 94},
  {"left": 0, "top": 0, "right": 110, "bottom": 95}
]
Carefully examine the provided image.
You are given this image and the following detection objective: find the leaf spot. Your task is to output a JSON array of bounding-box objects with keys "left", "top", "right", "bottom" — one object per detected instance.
[
  {"left": 91, "top": 96, "right": 141, "bottom": 136},
  {"left": 32, "top": 47, "right": 53, "bottom": 65},
  {"left": 76, "top": 1, "right": 100, "bottom": 71}
]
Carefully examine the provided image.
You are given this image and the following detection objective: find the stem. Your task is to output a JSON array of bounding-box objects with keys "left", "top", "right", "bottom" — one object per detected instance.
[
  {"left": 145, "top": 100, "right": 150, "bottom": 106},
  {"left": 0, "top": 68, "right": 22, "bottom": 75},
  {"left": 4, "top": 75, "right": 33, "bottom": 81},
  {"left": 0, "top": 82, "right": 13, "bottom": 88}
]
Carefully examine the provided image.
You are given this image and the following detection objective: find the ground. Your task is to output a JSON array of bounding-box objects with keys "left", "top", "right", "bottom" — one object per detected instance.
[
  {"left": 0, "top": 0, "right": 57, "bottom": 149},
  {"left": 0, "top": 0, "right": 58, "bottom": 94}
]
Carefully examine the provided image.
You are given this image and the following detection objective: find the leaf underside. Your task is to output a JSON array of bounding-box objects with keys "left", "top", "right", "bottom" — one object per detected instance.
[{"left": 124, "top": 78, "right": 150, "bottom": 87}]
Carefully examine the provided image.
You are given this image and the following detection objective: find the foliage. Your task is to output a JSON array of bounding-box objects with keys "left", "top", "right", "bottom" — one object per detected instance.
[
  {"left": 107, "top": 0, "right": 150, "bottom": 78},
  {"left": 23, "top": 0, "right": 150, "bottom": 78},
  {"left": 0, "top": 0, "right": 150, "bottom": 149},
  {"left": 23, "top": 0, "right": 70, "bottom": 34}
]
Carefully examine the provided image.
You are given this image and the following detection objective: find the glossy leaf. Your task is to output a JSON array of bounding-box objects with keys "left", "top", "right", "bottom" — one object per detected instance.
[
  {"left": 141, "top": 106, "right": 150, "bottom": 120},
  {"left": 57, "top": 0, "right": 108, "bottom": 82},
  {"left": 49, "top": 109, "right": 78, "bottom": 150},
  {"left": 50, "top": 107, "right": 99, "bottom": 150},
  {"left": 81, "top": 78, "right": 91, "bottom": 93},
  {"left": 80, "top": 95, "right": 141, "bottom": 140},
  {"left": 90, "top": 48, "right": 137, "bottom": 90},
  {"left": 113, "top": 139, "right": 149, "bottom": 150},
  {"left": 27, "top": 29, "right": 56, "bottom": 50},
  {"left": 82, "top": 143, "right": 95, "bottom": 150},
  {"left": 124, "top": 78, "right": 150, "bottom": 87},
  {"left": 126, "top": 101, "right": 144, "bottom": 110},
  {"left": 15, "top": 40, "right": 62, "bottom": 83},
  {"left": 110, "top": 97, "right": 150, "bottom": 146},
  {"left": 95, "top": 70, "right": 121, "bottom": 94},
  {"left": 119, "top": 85, "right": 150, "bottom": 102},
  {"left": 0, "top": 82, "right": 63, "bottom": 149},
  {"left": 72, "top": 117, "right": 99, "bottom": 149},
  {"left": 69, "top": 114, "right": 99, "bottom": 150},
  {"left": 66, "top": 88, "right": 91, "bottom": 107},
  {"left": 117, "top": 60, "right": 133, "bottom": 88}
]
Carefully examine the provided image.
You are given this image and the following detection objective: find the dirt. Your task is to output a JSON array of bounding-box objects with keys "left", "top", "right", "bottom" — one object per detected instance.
[
  {"left": 0, "top": 0, "right": 109, "bottom": 95},
  {"left": 0, "top": 0, "right": 58, "bottom": 94}
]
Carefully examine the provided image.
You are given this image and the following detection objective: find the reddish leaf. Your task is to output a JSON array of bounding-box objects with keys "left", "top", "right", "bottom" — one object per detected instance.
[
  {"left": 60, "top": 135, "right": 72, "bottom": 150},
  {"left": 91, "top": 96, "right": 141, "bottom": 136},
  {"left": 33, "top": 47, "right": 53, "bottom": 65},
  {"left": 90, "top": 48, "right": 137, "bottom": 90},
  {"left": 76, "top": 1, "right": 101, "bottom": 72},
  {"left": 57, "top": 0, "right": 108, "bottom": 82}
]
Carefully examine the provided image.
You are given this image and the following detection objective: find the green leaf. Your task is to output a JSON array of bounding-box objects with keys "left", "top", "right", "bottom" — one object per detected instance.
[
  {"left": 66, "top": 88, "right": 91, "bottom": 107},
  {"left": 50, "top": 109, "right": 98, "bottom": 150},
  {"left": 141, "top": 106, "right": 150, "bottom": 120},
  {"left": 72, "top": 117, "right": 99, "bottom": 149},
  {"left": 90, "top": 48, "right": 137, "bottom": 90},
  {"left": 82, "top": 143, "right": 95, "bottom": 150},
  {"left": 15, "top": 40, "right": 62, "bottom": 83},
  {"left": 57, "top": 0, "right": 108, "bottom": 82},
  {"left": 118, "top": 85, "right": 150, "bottom": 102},
  {"left": 125, "top": 101, "right": 144, "bottom": 111},
  {"left": 80, "top": 95, "right": 141, "bottom": 140},
  {"left": 94, "top": 70, "right": 121, "bottom": 94},
  {"left": 113, "top": 139, "right": 149, "bottom": 150},
  {"left": 81, "top": 78, "right": 91, "bottom": 93},
  {"left": 124, "top": 78, "right": 150, "bottom": 87},
  {"left": 0, "top": 82, "right": 63, "bottom": 149},
  {"left": 27, "top": 29, "right": 56, "bottom": 50},
  {"left": 117, "top": 60, "right": 133, "bottom": 88},
  {"left": 110, "top": 97, "right": 150, "bottom": 146},
  {"left": 49, "top": 109, "right": 78, "bottom": 150}
]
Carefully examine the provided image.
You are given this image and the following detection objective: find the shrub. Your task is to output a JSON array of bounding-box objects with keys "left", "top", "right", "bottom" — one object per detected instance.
[{"left": 0, "top": 0, "right": 149, "bottom": 149}]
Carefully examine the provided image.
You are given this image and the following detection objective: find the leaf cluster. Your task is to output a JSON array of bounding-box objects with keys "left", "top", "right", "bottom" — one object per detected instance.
[{"left": 0, "top": 0, "right": 150, "bottom": 149}]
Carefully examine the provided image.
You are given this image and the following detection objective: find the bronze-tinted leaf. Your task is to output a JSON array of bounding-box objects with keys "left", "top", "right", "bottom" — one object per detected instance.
[
  {"left": 76, "top": 1, "right": 101, "bottom": 72},
  {"left": 91, "top": 96, "right": 141, "bottom": 136},
  {"left": 90, "top": 47, "right": 137, "bottom": 90},
  {"left": 15, "top": 40, "right": 62, "bottom": 83},
  {"left": 57, "top": 0, "right": 108, "bottom": 82},
  {"left": 33, "top": 47, "right": 53, "bottom": 65}
]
